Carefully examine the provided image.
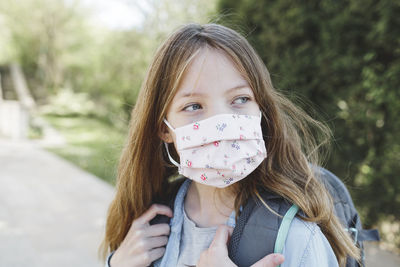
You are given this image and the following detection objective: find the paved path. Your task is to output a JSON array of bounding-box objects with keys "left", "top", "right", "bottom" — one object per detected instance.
[
  {"left": 365, "top": 242, "right": 400, "bottom": 266},
  {"left": 0, "top": 139, "right": 114, "bottom": 267},
  {"left": 1, "top": 138, "right": 399, "bottom": 267}
]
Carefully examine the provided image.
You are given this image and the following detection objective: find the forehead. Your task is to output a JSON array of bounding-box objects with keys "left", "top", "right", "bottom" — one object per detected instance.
[{"left": 174, "top": 47, "right": 250, "bottom": 98}]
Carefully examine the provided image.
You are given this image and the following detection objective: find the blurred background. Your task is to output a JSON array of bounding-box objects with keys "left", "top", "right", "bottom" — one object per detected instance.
[{"left": 0, "top": 0, "right": 399, "bottom": 266}]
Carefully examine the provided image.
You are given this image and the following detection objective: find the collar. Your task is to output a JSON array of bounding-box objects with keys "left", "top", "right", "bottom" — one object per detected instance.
[{"left": 155, "top": 179, "right": 237, "bottom": 267}]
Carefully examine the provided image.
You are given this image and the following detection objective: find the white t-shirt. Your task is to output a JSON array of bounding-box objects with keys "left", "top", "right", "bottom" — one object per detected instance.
[{"left": 176, "top": 207, "right": 218, "bottom": 267}]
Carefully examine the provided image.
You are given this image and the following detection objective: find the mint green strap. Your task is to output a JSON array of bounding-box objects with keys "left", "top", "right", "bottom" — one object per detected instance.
[{"left": 274, "top": 204, "right": 299, "bottom": 266}]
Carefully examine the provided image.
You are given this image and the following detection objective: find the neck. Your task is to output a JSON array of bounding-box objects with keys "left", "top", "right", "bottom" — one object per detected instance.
[{"left": 184, "top": 180, "right": 235, "bottom": 227}]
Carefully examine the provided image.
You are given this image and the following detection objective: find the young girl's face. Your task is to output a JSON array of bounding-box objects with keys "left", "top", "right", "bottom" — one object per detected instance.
[{"left": 163, "top": 47, "right": 260, "bottom": 145}]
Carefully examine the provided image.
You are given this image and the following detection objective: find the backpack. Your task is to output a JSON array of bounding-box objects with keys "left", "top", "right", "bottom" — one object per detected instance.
[
  {"left": 313, "top": 167, "right": 380, "bottom": 266},
  {"left": 150, "top": 167, "right": 380, "bottom": 267}
]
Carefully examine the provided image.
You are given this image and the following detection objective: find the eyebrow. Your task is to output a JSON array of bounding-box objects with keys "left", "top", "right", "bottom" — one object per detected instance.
[{"left": 177, "top": 84, "right": 251, "bottom": 98}]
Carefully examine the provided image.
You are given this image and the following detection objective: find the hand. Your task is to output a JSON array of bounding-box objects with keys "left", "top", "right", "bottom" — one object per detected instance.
[
  {"left": 197, "top": 225, "right": 284, "bottom": 267},
  {"left": 110, "top": 204, "right": 173, "bottom": 267}
]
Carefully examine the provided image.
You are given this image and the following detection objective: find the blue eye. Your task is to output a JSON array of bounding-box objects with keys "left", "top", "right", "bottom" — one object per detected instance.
[
  {"left": 183, "top": 103, "right": 202, "bottom": 111},
  {"left": 233, "top": 96, "right": 250, "bottom": 104}
]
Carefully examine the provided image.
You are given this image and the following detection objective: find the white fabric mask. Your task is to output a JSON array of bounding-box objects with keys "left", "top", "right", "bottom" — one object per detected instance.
[{"left": 163, "top": 112, "right": 267, "bottom": 188}]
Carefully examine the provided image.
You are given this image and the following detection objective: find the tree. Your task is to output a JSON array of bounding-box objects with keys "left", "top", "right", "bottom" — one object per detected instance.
[
  {"left": 0, "top": 0, "right": 93, "bottom": 100},
  {"left": 0, "top": 0, "right": 219, "bottom": 124},
  {"left": 217, "top": 0, "right": 400, "bottom": 228}
]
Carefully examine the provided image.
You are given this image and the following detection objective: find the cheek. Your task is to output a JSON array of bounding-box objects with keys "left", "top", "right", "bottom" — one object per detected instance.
[{"left": 242, "top": 102, "right": 261, "bottom": 116}]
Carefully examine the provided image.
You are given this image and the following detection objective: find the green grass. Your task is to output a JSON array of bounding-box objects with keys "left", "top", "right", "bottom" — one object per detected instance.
[{"left": 42, "top": 114, "right": 127, "bottom": 185}]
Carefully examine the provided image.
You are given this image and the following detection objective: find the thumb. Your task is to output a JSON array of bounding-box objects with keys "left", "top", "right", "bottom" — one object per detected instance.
[
  {"left": 209, "top": 225, "right": 234, "bottom": 249},
  {"left": 250, "top": 253, "right": 284, "bottom": 267}
]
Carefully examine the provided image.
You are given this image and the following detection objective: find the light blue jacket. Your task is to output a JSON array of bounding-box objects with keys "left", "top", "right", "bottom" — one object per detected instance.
[{"left": 107, "top": 179, "right": 338, "bottom": 267}]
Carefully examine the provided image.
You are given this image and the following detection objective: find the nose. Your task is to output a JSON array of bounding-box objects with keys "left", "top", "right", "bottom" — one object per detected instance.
[
  {"left": 206, "top": 101, "right": 232, "bottom": 118},
  {"left": 204, "top": 99, "right": 260, "bottom": 119}
]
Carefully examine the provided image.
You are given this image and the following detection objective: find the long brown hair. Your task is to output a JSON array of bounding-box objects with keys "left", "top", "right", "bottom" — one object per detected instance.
[{"left": 99, "top": 23, "right": 360, "bottom": 266}]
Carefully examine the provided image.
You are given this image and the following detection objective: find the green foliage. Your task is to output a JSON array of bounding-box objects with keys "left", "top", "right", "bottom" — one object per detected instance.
[
  {"left": 43, "top": 114, "right": 127, "bottom": 185},
  {"left": 217, "top": 0, "right": 400, "bottom": 227},
  {"left": 0, "top": 0, "right": 219, "bottom": 124},
  {"left": 0, "top": 0, "right": 92, "bottom": 98},
  {"left": 39, "top": 87, "right": 96, "bottom": 117}
]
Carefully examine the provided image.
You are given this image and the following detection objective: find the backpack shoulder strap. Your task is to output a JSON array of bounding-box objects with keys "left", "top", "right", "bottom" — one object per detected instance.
[
  {"left": 227, "top": 191, "right": 293, "bottom": 267},
  {"left": 274, "top": 204, "right": 299, "bottom": 267},
  {"left": 149, "top": 177, "right": 184, "bottom": 225},
  {"left": 274, "top": 204, "right": 299, "bottom": 254}
]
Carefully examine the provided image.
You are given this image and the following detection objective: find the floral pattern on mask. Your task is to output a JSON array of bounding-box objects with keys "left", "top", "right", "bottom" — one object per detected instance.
[
  {"left": 164, "top": 112, "right": 267, "bottom": 188},
  {"left": 231, "top": 140, "right": 240, "bottom": 150},
  {"left": 216, "top": 123, "right": 227, "bottom": 132}
]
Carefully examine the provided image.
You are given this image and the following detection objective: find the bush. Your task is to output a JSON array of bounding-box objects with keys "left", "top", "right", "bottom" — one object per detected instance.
[{"left": 217, "top": 0, "right": 400, "bottom": 228}]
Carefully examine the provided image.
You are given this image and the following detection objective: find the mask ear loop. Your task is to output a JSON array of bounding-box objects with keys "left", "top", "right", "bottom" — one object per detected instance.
[
  {"left": 162, "top": 118, "right": 181, "bottom": 169},
  {"left": 163, "top": 118, "right": 175, "bottom": 132},
  {"left": 258, "top": 110, "right": 263, "bottom": 123},
  {"left": 163, "top": 142, "right": 181, "bottom": 169}
]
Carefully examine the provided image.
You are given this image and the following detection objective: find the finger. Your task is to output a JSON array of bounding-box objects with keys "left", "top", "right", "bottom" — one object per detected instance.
[
  {"left": 133, "top": 236, "right": 168, "bottom": 254},
  {"left": 250, "top": 253, "right": 284, "bottom": 267},
  {"left": 142, "top": 247, "right": 166, "bottom": 265},
  {"left": 145, "top": 223, "right": 170, "bottom": 237},
  {"left": 135, "top": 204, "right": 173, "bottom": 226},
  {"left": 143, "top": 236, "right": 169, "bottom": 250},
  {"left": 197, "top": 250, "right": 208, "bottom": 266},
  {"left": 209, "top": 225, "right": 233, "bottom": 248}
]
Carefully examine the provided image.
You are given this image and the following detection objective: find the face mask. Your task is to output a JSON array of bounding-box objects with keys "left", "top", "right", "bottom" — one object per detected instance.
[{"left": 163, "top": 112, "right": 267, "bottom": 188}]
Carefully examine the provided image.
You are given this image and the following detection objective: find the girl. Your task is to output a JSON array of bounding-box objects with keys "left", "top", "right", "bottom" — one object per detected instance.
[{"left": 100, "top": 23, "right": 360, "bottom": 267}]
